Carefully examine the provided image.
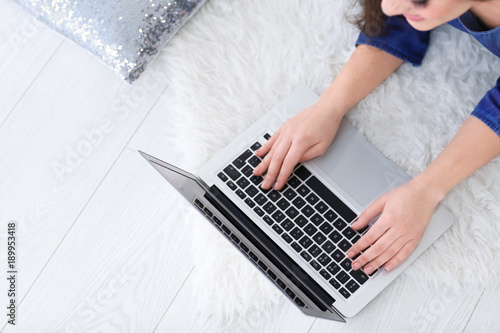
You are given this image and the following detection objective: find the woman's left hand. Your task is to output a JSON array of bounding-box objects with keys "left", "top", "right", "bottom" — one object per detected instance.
[{"left": 348, "top": 179, "right": 441, "bottom": 274}]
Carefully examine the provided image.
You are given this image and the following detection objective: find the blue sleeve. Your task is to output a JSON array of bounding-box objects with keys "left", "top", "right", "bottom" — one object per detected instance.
[
  {"left": 471, "top": 78, "right": 500, "bottom": 137},
  {"left": 356, "top": 16, "right": 431, "bottom": 66}
]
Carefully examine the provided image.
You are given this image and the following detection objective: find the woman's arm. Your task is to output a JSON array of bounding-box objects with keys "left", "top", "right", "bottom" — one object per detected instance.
[
  {"left": 349, "top": 116, "right": 500, "bottom": 273},
  {"left": 253, "top": 44, "right": 404, "bottom": 190}
]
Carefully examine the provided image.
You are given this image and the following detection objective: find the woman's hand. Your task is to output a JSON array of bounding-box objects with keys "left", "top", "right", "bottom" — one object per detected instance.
[
  {"left": 253, "top": 103, "right": 342, "bottom": 190},
  {"left": 348, "top": 179, "right": 441, "bottom": 274}
]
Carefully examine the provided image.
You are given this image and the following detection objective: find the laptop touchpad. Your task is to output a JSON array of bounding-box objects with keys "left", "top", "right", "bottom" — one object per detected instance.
[{"left": 313, "top": 121, "right": 402, "bottom": 207}]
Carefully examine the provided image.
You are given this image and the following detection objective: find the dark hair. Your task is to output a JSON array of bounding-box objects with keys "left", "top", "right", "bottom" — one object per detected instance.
[{"left": 355, "top": 0, "right": 386, "bottom": 36}]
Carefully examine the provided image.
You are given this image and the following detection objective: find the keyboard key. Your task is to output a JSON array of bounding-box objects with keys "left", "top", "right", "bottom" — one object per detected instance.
[
  {"left": 242, "top": 165, "right": 254, "bottom": 176},
  {"left": 342, "top": 227, "right": 357, "bottom": 240},
  {"left": 194, "top": 199, "right": 204, "bottom": 209},
  {"left": 245, "top": 185, "right": 259, "bottom": 197},
  {"left": 283, "top": 188, "right": 298, "bottom": 200},
  {"left": 292, "top": 197, "right": 306, "bottom": 209},
  {"left": 281, "top": 233, "right": 293, "bottom": 243},
  {"left": 276, "top": 278, "right": 286, "bottom": 289},
  {"left": 249, "top": 175, "right": 263, "bottom": 186},
  {"left": 239, "top": 242, "right": 249, "bottom": 252},
  {"left": 295, "top": 166, "right": 312, "bottom": 181},
  {"left": 329, "top": 231, "right": 342, "bottom": 244},
  {"left": 277, "top": 198, "right": 290, "bottom": 210},
  {"left": 311, "top": 213, "right": 324, "bottom": 226},
  {"left": 281, "top": 219, "right": 294, "bottom": 231},
  {"left": 299, "top": 236, "right": 313, "bottom": 249},
  {"left": 341, "top": 258, "right": 353, "bottom": 272},
  {"left": 346, "top": 279, "right": 360, "bottom": 293},
  {"left": 315, "top": 201, "right": 328, "bottom": 214},
  {"left": 285, "top": 288, "right": 296, "bottom": 299},
  {"left": 327, "top": 262, "right": 341, "bottom": 275},
  {"left": 267, "top": 270, "right": 277, "bottom": 280},
  {"left": 263, "top": 202, "right": 277, "bottom": 214},
  {"left": 351, "top": 270, "right": 369, "bottom": 285},
  {"left": 304, "top": 224, "right": 318, "bottom": 236},
  {"left": 255, "top": 193, "right": 268, "bottom": 206},
  {"left": 236, "top": 177, "right": 250, "bottom": 189},
  {"left": 324, "top": 209, "right": 338, "bottom": 222},
  {"left": 297, "top": 185, "right": 311, "bottom": 197},
  {"left": 332, "top": 250, "right": 344, "bottom": 262},
  {"left": 301, "top": 205, "right": 314, "bottom": 217},
  {"left": 253, "top": 206, "right": 264, "bottom": 217},
  {"left": 249, "top": 251, "right": 258, "bottom": 261},
  {"left": 319, "top": 222, "right": 333, "bottom": 235},
  {"left": 231, "top": 234, "right": 240, "bottom": 244},
  {"left": 258, "top": 260, "right": 268, "bottom": 271},
  {"left": 338, "top": 239, "right": 352, "bottom": 252},
  {"left": 329, "top": 278, "right": 341, "bottom": 290},
  {"left": 233, "top": 150, "right": 252, "bottom": 168},
  {"left": 333, "top": 219, "right": 347, "bottom": 231},
  {"left": 321, "top": 241, "right": 335, "bottom": 254},
  {"left": 268, "top": 191, "right": 281, "bottom": 202},
  {"left": 287, "top": 176, "right": 301, "bottom": 188},
  {"left": 244, "top": 198, "right": 255, "bottom": 208},
  {"left": 248, "top": 156, "right": 261, "bottom": 167},
  {"left": 272, "top": 211, "right": 286, "bottom": 223},
  {"left": 336, "top": 271, "right": 349, "bottom": 284},
  {"left": 223, "top": 165, "right": 241, "bottom": 181},
  {"left": 312, "top": 232, "right": 327, "bottom": 245},
  {"left": 291, "top": 242, "right": 302, "bottom": 252},
  {"left": 306, "top": 176, "right": 357, "bottom": 222},
  {"left": 285, "top": 207, "right": 299, "bottom": 219},
  {"left": 264, "top": 133, "right": 272, "bottom": 140},
  {"left": 217, "top": 172, "right": 228, "bottom": 182},
  {"left": 227, "top": 180, "right": 237, "bottom": 190},
  {"left": 306, "top": 193, "right": 320, "bottom": 205},
  {"left": 263, "top": 215, "right": 273, "bottom": 225},
  {"left": 290, "top": 227, "right": 304, "bottom": 240},
  {"left": 320, "top": 269, "right": 332, "bottom": 281},
  {"left": 317, "top": 253, "right": 332, "bottom": 266},
  {"left": 235, "top": 189, "right": 246, "bottom": 199},
  {"left": 250, "top": 142, "right": 262, "bottom": 151},
  {"left": 301, "top": 251, "right": 312, "bottom": 262},
  {"left": 339, "top": 288, "right": 351, "bottom": 299},
  {"left": 294, "top": 215, "right": 308, "bottom": 227},
  {"left": 308, "top": 245, "right": 322, "bottom": 257},
  {"left": 310, "top": 260, "right": 321, "bottom": 271},
  {"left": 272, "top": 224, "right": 284, "bottom": 235}
]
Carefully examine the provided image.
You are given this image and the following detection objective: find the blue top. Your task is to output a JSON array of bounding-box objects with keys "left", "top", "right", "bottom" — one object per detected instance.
[{"left": 356, "top": 13, "right": 500, "bottom": 137}]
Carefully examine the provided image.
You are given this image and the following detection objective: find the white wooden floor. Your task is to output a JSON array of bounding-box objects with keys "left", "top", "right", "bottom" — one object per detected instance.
[{"left": 1, "top": 1, "right": 499, "bottom": 332}]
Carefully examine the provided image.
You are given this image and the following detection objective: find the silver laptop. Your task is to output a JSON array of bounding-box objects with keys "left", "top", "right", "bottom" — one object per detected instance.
[{"left": 140, "top": 85, "right": 454, "bottom": 321}]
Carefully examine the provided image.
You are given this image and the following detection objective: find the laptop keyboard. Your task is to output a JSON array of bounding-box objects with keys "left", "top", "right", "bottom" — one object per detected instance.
[{"left": 217, "top": 133, "right": 375, "bottom": 300}]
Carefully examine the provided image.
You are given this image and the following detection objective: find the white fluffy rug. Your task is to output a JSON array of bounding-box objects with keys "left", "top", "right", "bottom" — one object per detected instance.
[{"left": 152, "top": 0, "right": 500, "bottom": 330}]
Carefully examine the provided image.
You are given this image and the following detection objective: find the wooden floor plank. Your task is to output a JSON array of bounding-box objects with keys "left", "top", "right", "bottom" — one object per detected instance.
[
  {"left": 463, "top": 286, "right": 500, "bottom": 332},
  {"left": 0, "top": 37, "right": 168, "bottom": 327},
  {"left": 2, "top": 149, "right": 195, "bottom": 332},
  {"left": 0, "top": 0, "right": 63, "bottom": 123}
]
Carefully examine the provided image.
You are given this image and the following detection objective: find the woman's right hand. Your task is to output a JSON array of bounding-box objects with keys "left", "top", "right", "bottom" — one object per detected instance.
[{"left": 252, "top": 102, "right": 343, "bottom": 190}]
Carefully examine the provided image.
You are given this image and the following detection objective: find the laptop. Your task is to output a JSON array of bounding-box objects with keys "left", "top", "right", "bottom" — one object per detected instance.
[{"left": 139, "top": 85, "right": 454, "bottom": 322}]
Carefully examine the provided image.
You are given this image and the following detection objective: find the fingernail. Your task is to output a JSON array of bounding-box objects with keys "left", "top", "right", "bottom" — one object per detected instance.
[
  {"left": 273, "top": 182, "right": 281, "bottom": 190},
  {"left": 364, "top": 266, "right": 374, "bottom": 275},
  {"left": 262, "top": 180, "right": 271, "bottom": 189},
  {"left": 352, "top": 262, "right": 360, "bottom": 270},
  {"left": 347, "top": 251, "right": 355, "bottom": 258},
  {"left": 385, "top": 263, "right": 393, "bottom": 272},
  {"left": 253, "top": 167, "right": 260, "bottom": 175}
]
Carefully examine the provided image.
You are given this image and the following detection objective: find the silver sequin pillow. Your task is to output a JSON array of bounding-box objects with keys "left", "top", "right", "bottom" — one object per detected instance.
[{"left": 15, "top": 0, "right": 206, "bottom": 83}]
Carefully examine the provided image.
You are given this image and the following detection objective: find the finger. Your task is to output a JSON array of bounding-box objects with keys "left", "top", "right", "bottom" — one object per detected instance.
[
  {"left": 261, "top": 136, "right": 292, "bottom": 189},
  {"left": 273, "top": 142, "right": 308, "bottom": 190},
  {"left": 350, "top": 195, "right": 386, "bottom": 230},
  {"left": 350, "top": 227, "right": 399, "bottom": 270},
  {"left": 255, "top": 129, "right": 280, "bottom": 157},
  {"left": 253, "top": 131, "right": 281, "bottom": 176},
  {"left": 384, "top": 240, "right": 418, "bottom": 272},
  {"left": 355, "top": 235, "right": 408, "bottom": 274},
  {"left": 347, "top": 215, "right": 390, "bottom": 259}
]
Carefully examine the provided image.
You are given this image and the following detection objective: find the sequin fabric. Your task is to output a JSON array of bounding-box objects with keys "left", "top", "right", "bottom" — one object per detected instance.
[{"left": 15, "top": 0, "right": 206, "bottom": 83}]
